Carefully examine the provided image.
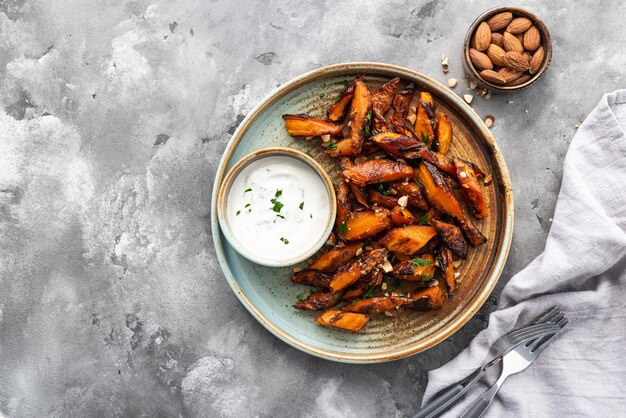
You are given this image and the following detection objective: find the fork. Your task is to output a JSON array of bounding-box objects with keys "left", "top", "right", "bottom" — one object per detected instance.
[
  {"left": 413, "top": 307, "right": 564, "bottom": 418},
  {"left": 461, "top": 314, "right": 568, "bottom": 418}
]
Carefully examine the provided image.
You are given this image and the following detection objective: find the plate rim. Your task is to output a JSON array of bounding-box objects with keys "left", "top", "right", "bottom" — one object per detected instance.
[{"left": 210, "top": 62, "right": 514, "bottom": 363}]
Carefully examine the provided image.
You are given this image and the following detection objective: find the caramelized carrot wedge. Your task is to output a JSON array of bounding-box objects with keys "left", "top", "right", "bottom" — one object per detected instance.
[
  {"left": 416, "top": 162, "right": 486, "bottom": 246},
  {"left": 371, "top": 77, "right": 400, "bottom": 132},
  {"left": 404, "top": 146, "right": 457, "bottom": 175},
  {"left": 434, "top": 112, "right": 453, "bottom": 154},
  {"left": 315, "top": 310, "right": 369, "bottom": 332},
  {"left": 429, "top": 217, "right": 469, "bottom": 259},
  {"left": 327, "top": 75, "right": 363, "bottom": 122},
  {"left": 453, "top": 158, "right": 489, "bottom": 219},
  {"left": 407, "top": 284, "right": 445, "bottom": 310},
  {"left": 392, "top": 254, "right": 437, "bottom": 281},
  {"left": 328, "top": 80, "right": 371, "bottom": 156},
  {"left": 370, "top": 131, "right": 422, "bottom": 157},
  {"left": 329, "top": 248, "right": 387, "bottom": 292},
  {"left": 393, "top": 181, "right": 430, "bottom": 210},
  {"left": 341, "top": 209, "right": 391, "bottom": 241},
  {"left": 414, "top": 91, "right": 435, "bottom": 147},
  {"left": 390, "top": 206, "right": 418, "bottom": 227},
  {"left": 291, "top": 270, "right": 332, "bottom": 287},
  {"left": 350, "top": 269, "right": 383, "bottom": 289},
  {"left": 308, "top": 242, "right": 363, "bottom": 273},
  {"left": 389, "top": 83, "right": 416, "bottom": 138},
  {"left": 367, "top": 190, "right": 398, "bottom": 209},
  {"left": 439, "top": 246, "right": 455, "bottom": 295},
  {"left": 336, "top": 181, "right": 351, "bottom": 232},
  {"left": 341, "top": 159, "right": 414, "bottom": 187},
  {"left": 379, "top": 225, "right": 437, "bottom": 255},
  {"left": 342, "top": 296, "right": 413, "bottom": 313},
  {"left": 350, "top": 183, "right": 370, "bottom": 207},
  {"left": 294, "top": 290, "right": 344, "bottom": 311},
  {"left": 282, "top": 114, "right": 342, "bottom": 137}
]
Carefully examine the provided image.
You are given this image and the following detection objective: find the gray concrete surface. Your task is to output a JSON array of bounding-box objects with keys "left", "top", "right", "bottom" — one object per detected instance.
[{"left": 1, "top": 0, "right": 625, "bottom": 416}]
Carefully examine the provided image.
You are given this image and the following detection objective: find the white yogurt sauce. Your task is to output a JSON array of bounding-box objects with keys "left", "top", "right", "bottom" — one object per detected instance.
[{"left": 226, "top": 155, "right": 331, "bottom": 264}]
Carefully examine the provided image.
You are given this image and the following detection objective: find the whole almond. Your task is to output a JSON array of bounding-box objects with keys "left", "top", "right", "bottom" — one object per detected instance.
[
  {"left": 523, "top": 25, "right": 541, "bottom": 51},
  {"left": 503, "top": 31, "right": 524, "bottom": 53},
  {"left": 504, "top": 51, "right": 530, "bottom": 72},
  {"left": 507, "top": 74, "right": 532, "bottom": 86},
  {"left": 529, "top": 46, "right": 545, "bottom": 74},
  {"left": 487, "top": 44, "right": 508, "bottom": 67},
  {"left": 506, "top": 17, "right": 532, "bottom": 34},
  {"left": 523, "top": 51, "right": 532, "bottom": 62},
  {"left": 486, "top": 12, "right": 513, "bottom": 31},
  {"left": 480, "top": 70, "right": 506, "bottom": 85},
  {"left": 497, "top": 67, "right": 523, "bottom": 83},
  {"left": 469, "top": 48, "right": 493, "bottom": 71},
  {"left": 474, "top": 22, "right": 491, "bottom": 51},
  {"left": 491, "top": 32, "right": 504, "bottom": 48},
  {"left": 516, "top": 33, "right": 524, "bottom": 44}
]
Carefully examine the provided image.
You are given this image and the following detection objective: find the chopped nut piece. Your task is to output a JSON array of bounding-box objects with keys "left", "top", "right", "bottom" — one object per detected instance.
[
  {"left": 355, "top": 247, "right": 363, "bottom": 256},
  {"left": 443, "top": 68, "right": 449, "bottom": 74},
  {"left": 458, "top": 171, "right": 467, "bottom": 179},
  {"left": 506, "top": 100, "right": 514, "bottom": 104},
  {"left": 384, "top": 292, "right": 390, "bottom": 297},
  {"left": 484, "top": 92, "right": 492, "bottom": 100},
  {"left": 483, "top": 173, "right": 493, "bottom": 185},
  {"left": 381, "top": 282, "right": 388, "bottom": 290},
  {"left": 574, "top": 124, "right": 580, "bottom": 129},
  {"left": 469, "top": 81, "right": 478, "bottom": 90},
  {"left": 305, "top": 136, "right": 313, "bottom": 140},
  {"left": 406, "top": 113, "right": 417, "bottom": 124},
  {"left": 454, "top": 271, "right": 461, "bottom": 279},
  {"left": 463, "top": 94, "right": 474, "bottom": 104},
  {"left": 485, "top": 115, "right": 495, "bottom": 128},
  {"left": 380, "top": 258, "right": 393, "bottom": 273},
  {"left": 321, "top": 134, "right": 331, "bottom": 143},
  {"left": 384, "top": 311, "right": 394, "bottom": 317},
  {"left": 441, "top": 54, "right": 448, "bottom": 66},
  {"left": 397, "top": 195, "right": 409, "bottom": 208},
  {"left": 448, "top": 78, "right": 459, "bottom": 88}
]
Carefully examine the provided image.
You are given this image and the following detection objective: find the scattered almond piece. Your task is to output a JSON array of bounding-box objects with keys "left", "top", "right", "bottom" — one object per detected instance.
[
  {"left": 484, "top": 92, "right": 491, "bottom": 100},
  {"left": 384, "top": 311, "right": 394, "bottom": 317},
  {"left": 484, "top": 173, "right": 493, "bottom": 186},
  {"left": 381, "top": 282, "right": 388, "bottom": 290},
  {"left": 397, "top": 195, "right": 409, "bottom": 208},
  {"left": 380, "top": 258, "right": 393, "bottom": 273},
  {"left": 443, "top": 68, "right": 449, "bottom": 74},
  {"left": 448, "top": 78, "right": 459, "bottom": 88},
  {"left": 463, "top": 94, "right": 474, "bottom": 104},
  {"left": 574, "top": 124, "right": 580, "bottom": 129},
  {"left": 441, "top": 54, "right": 449, "bottom": 66},
  {"left": 485, "top": 115, "right": 495, "bottom": 128},
  {"left": 406, "top": 113, "right": 417, "bottom": 124},
  {"left": 320, "top": 134, "right": 331, "bottom": 143},
  {"left": 506, "top": 99, "right": 514, "bottom": 104},
  {"left": 293, "top": 266, "right": 302, "bottom": 273},
  {"left": 454, "top": 271, "right": 461, "bottom": 279},
  {"left": 355, "top": 247, "right": 363, "bottom": 256},
  {"left": 469, "top": 81, "right": 478, "bottom": 90}
]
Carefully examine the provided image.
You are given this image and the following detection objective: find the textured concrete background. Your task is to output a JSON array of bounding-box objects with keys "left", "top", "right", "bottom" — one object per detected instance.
[{"left": 1, "top": 0, "right": 625, "bottom": 416}]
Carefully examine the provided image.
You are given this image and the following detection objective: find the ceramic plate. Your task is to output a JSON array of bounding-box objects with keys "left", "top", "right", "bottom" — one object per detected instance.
[{"left": 211, "top": 62, "right": 513, "bottom": 363}]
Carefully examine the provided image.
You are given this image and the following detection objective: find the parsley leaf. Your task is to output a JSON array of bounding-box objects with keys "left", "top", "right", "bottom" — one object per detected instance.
[
  {"left": 420, "top": 213, "right": 429, "bottom": 225},
  {"left": 339, "top": 221, "right": 348, "bottom": 235},
  {"left": 280, "top": 237, "right": 289, "bottom": 245},
  {"left": 362, "top": 285, "right": 376, "bottom": 298},
  {"left": 319, "top": 93, "right": 325, "bottom": 98},
  {"left": 378, "top": 182, "right": 391, "bottom": 195},
  {"left": 275, "top": 189, "right": 283, "bottom": 198},
  {"left": 420, "top": 274, "right": 433, "bottom": 282},
  {"left": 245, "top": 203, "right": 251, "bottom": 208},
  {"left": 244, "top": 188, "right": 252, "bottom": 193},
  {"left": 296, "top": 292, "right": 306, "bottom": 302},
  {"left": 271, "top": 199, "right": 284, "bottom": 212},
  {"left": 327, "top": 143, "right": 337, "bottom": 151},
  {"left": 236, "top": 210, "right": 241, "bottom": 216},
  {"left": 410, "top": 258, "right": 434, "bottom": 267},
  {"left": 299, "top": 202, "right": 304, "bottom": 210},
  {"left": 421, "top": 131, "right": 429, "bottom": 144},
  {"left": 276, "top": 214, "right": 285, "bottom": 219}
]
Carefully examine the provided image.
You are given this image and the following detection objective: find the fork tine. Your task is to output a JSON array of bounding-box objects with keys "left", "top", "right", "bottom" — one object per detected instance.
[
  {"left": 530, "top": 306, "right": 558, "bottom": 325},
  {"left": 508, "top": 324, "right": 561, "bottom": 345},
  {"left": 541, "top": 309, "right": 562, "bottom": 324},
  {"left": 529, "top": 316, "right": 568, "bottom": 351}
]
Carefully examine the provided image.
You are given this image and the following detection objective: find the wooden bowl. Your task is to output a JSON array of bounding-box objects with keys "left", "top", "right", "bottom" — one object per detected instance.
[
  {"left": 464, "top": 7, "right": 552, "bottom": 93},
  {"left": 211, "top": 62, "right": 514, "bottom": 362}
]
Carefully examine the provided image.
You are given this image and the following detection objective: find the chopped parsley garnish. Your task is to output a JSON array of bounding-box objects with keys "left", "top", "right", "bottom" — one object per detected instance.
[
  {"left": 435, "top": 255, "right": 443, "bottom": 265},
  {"left": 333, "top": 293, "right": 340, "bottom": 302},
  {"left": 409, "top": 258, "right": 434, "bottom": 267},
  {"left": 310, "top": 213, "right": 313, "bottom": 219},
  {"left": 271, "top": 199, "right": 284, "bottom": 212},
  {"left": 363, "top": 110, "right": 373, "bottom": 137},
  {"left": 306, "top": 150, "right": 313, "bottom": 157},
  {"left": 420, "top": 213, "right": 429, "bottom": 225},
  {"left": 327, "top": 143, "right": 337, "bottom": 151},
  {"left": 276, "top": 214, "right": 285, "bottom": 219},
  {"left": 244, "top": 188, "right": 252, "bottom": 193},
  {"left": 455, "top": 279, "right": 461, "bottom": 286},
  {"left": 236, "top": 210, "right": 241, "bottom": 216},
  {"left": 280, "top": 237, "right": 289, "bottom": 245},
  {"left": 296, "top": 292, "right": 306, "bottom": 302},
  {"left": 275, "top": 189, "right": 283, "bottom": 198},
  {"left": 421, "top": 131, "right": 429, "bottom": 145},
  {"left": 339, "top": 221, "right": 348, "bottom": 235},
  {"left": 378, "top": 182, "right": 391, "bottom": 195},
  {"left": 245, "top": 203, "right": 251, "bottom": 208},
  {"left": 362, "top": 285, "right": 376, "bottom": 298},
  {"left": 299, "top": 202, "right": 304, "bottom": 210},
  {"left": 319, "top": 93, "right": 325, "bottom": 98},
  {"left": 339, "top": 80, "right": 350, "bottom": 86},
  {"left": 421, "top": 274, "right": 433, "bottom": 282}
]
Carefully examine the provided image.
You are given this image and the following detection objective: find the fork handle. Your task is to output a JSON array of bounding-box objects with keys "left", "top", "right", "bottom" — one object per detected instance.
[
  {"left": 413, "top": 369, "right": 484, "bottom": 418},
  {"left": 461, "top": 374, "right": 507, "bottom": 418}
]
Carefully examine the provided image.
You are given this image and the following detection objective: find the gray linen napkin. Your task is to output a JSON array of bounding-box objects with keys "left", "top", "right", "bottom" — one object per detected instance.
[{"left": 422, "top": 90, "right": 626, "bottom": 417}]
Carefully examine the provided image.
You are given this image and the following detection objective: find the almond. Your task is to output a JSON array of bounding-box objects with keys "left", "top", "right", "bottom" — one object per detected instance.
[
  {"left": 469, "top": 48, "right": 493, "bottom": 71},
  {"left": 502, "top": 31, "right": 524, "bottom": 53},
  {"left": 507, "top": 74, "right": 532, "bottom": 86},
  {"left": 473, "top": 22, "right": 491, "bottom": 51},
  {"left": 486, "top": 44, "right": 507, "bottom": 67},
  {"left": 497, "top": 67, "right": 523, "bottom": 83},
  {"left": 529, "top": 46, "right": 545, "bottom": 74},
  {"left": 523, "top": 51, "right": 532, "bottom": 62},
  {"left": 480, "top": 70, "right": 506, "bottom": 85},
  {"left": 506, "top": 17, "right": 532, "bottom": 34},
  {"left": 523, "top": 25, "right": 541, "bottom": 51},
  {"left": 486, "top": 12, "right": 513, "bottom": 31},
  {"left": 491, "top": 32, "right": 504, "bottom": 48},
  {"left": 504, "top": 51, "right": 530, "bottom": 72}
]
